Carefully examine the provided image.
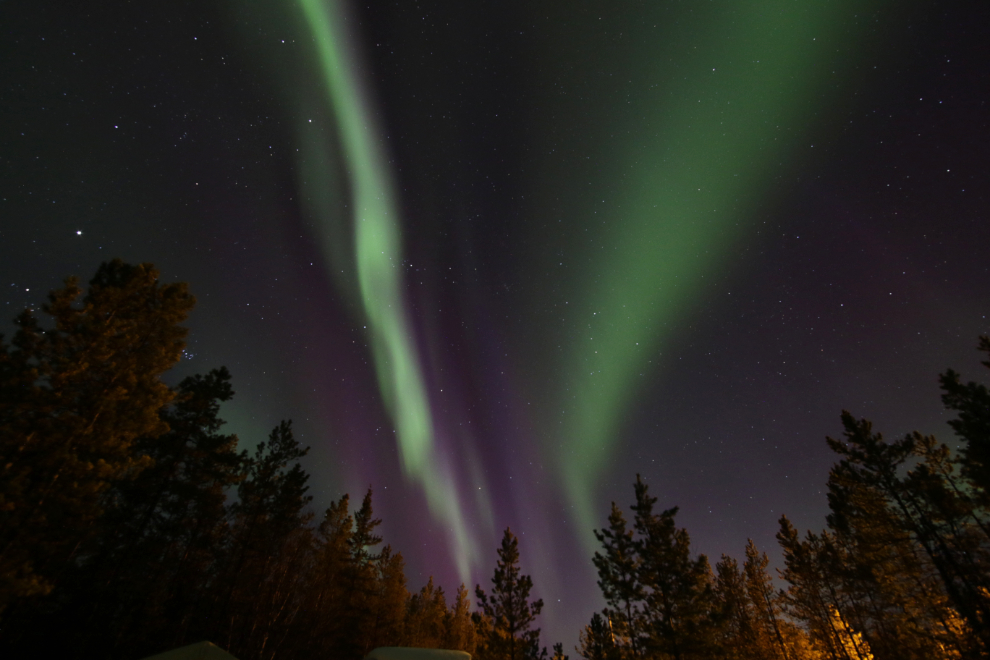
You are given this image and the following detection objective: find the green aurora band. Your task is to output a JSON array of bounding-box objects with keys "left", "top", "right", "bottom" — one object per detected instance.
[
  {"left": 291, "top": 0, "right": 891, "bottom": 570},
  {"left": 296, "top": 0, "right": 478, "bottom": 579},
  {"left": 543, "top": 1, "right": 888, "bottom": 547}
]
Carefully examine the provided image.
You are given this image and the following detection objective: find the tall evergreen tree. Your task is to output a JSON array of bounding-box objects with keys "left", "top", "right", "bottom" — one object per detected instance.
[
  {"left": 777, "top": 518, "right": 850, "bottom": 660},
  {"left": 476, "top": 528, "right": 545, "bottom": 660},
  {"left": 630, "top": 476, "right": 716, "bottom": 660},
  {"left": 593, "top": 503, "right": 642, "bottom": 658},
  {"left": 364, "top": 545, "right": 410, "bottom": 653},
  {"left": 825, "top": 444, "right": 972, "bottom": 660},
  {"left": 444, "top": 584, "right": 479, "bottom": 654},
  {"left": 289, "top": 492, "right": 373, "bottom": 660},
  {"left": 214, "top": 420, "right": 312, "bottom": 656},
  {"left": 712, "top": 554, "right": 758, "bottom": 660},
  {"left": 940, "top": 336, "right": 990, "bottom": 495},
  {"left": 406, "top": 577, "right": 448, "bottom": 648},
  {"left": 743, "top": 540, "right": 791, "bottom": 660},
  {"left": 826, "top": 413, "right": 990, "bottom": 653},
  {"left": 291, "top": 494, "right": 356, "bottom": 658},
  {"left": 576, "top": 612, "right": 616, "bottom": 660},
  {"left": 351, "top": 488, "right": 384, "bottom": 563},
  {"left": 0, "top": 260, "right": 195, "bottom": 614},
  {"left": 592, "top": 476, "right": 717, "bottom": 660},
  {"left": 79, "top": 367, "right": 244, "bottom": 656}
]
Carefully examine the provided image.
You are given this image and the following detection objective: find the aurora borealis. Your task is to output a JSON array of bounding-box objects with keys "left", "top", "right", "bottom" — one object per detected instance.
[
  {"left": 2, "top": 0, "right": 988, "bottom": 649},
  {"left": 535, "top": 0, "right": 893, "bottom": 544},
  {"left": 296, "top": 0, "right": 480, "bottom": 580}
]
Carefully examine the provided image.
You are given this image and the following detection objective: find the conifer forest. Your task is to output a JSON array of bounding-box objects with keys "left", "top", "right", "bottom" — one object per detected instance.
[
  {"left": 2, "top": 263, "right": 988, "bottom": 660},
  {"left": 4, "top": 0, "right": 989, "bottom": 656}
]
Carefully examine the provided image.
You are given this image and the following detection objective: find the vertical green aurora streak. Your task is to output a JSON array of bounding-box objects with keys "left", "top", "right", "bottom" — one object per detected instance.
[
  {"left": 551, "top": 1, "right": 886, "bottom": 546},
  {"left": 297, "top": 0, "right": 477, "bottom": 579}
]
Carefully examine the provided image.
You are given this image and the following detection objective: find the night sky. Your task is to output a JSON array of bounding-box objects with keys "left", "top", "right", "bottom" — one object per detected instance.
[{"left": 2, "top": 0, "right": 989, "bottom": 650}]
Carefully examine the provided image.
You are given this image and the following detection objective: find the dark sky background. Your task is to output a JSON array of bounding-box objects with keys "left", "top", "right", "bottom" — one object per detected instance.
[{"left": 2, "top": 0, "right": 988, "bottom": 650}]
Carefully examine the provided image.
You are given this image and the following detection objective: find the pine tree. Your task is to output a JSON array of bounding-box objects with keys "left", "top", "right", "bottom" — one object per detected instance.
[
  {"left": 406, "top": 577, "right": 448, "bottom": 648},
  {"left": 215, "top": 420, "right": 313, "bottom": 657},
  {"left": 475, "top": 528, "right": 545, "bottom": 660},
  {"left": 351, "top": 488, "right": 384, "bottom": 563},
  {"left": 940, "top": 336, "right": 990, "bottom": 495},
  {"left": 300, "top": 494, "right": 356, "bottom": 655},
  {"left": 363, "top": 545, "right": 410, "bottom": 653},
  {"left": 291, "top": 493, "right": 365, "bottom": 660},
  {"left": 80, "top": 367, "right": 244, "bottom": 656},
  {"left": 827, "top": 413, "right": 990, "bottom": 652},
  {"left": 444, "top": 584, "right": 479, "bottom": 654},
  {"left": 0, "top": 260, "right": 195, "bottom": 615},
  {"left": 777, "top": 518, "right": 845, "bottom": 660},
  {"left": 577, "top": 612, "right": 615, "bottom": 660},
  {"left": 743, "top": 540, "right": 791, "bottom": 660},
  {"left": 630, "top": 476, "right": 715, "bottom": 660},
  {"left": 824, "top": 446, "right": 973, "bottom": 660},
  {"left": 712, "top": 554, "right": 757, "bottom": 659},
  {"left": 592, "top": 503, "right": 642, "bottom": 658},
  {"left": 592, "top": 476, "right": 718, "bottom": 660},
  {"left": 282, "top": 488, "right": 410, "bottom": 660}
]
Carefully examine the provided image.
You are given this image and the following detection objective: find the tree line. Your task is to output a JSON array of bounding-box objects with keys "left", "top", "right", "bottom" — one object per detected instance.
[
  {"left": 1, "top": 261, "right": 988, "bottom": 660},
  {"left": 0, "top": 261, "right": 473, "bottom": 659},
  {"left": 579, "top": 335, "right": 990, "bottom": 660}
]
